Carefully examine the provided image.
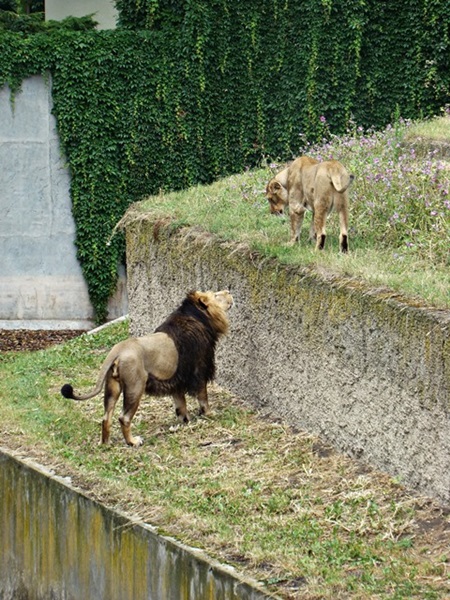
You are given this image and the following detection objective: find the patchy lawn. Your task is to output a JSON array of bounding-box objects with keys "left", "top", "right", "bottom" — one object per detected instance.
[{"left": 1, "top": 322, "right": 449, "bottom": 599}]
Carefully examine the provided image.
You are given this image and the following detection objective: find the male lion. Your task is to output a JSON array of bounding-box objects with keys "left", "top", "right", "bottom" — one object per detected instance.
[
  {"left": 266, "top": 156, "right": 353, "bottom": 252},
  {"left": 61, "top": 290, "right": 233, "bottom": 447}
]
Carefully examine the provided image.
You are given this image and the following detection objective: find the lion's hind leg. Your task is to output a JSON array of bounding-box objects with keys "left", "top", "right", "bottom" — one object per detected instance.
[
  {"left": 118, "top": 380, "right": 145, "bottom": 447},
  {"left": 102, "top": 362, "right": 122, "bottom": 444}
]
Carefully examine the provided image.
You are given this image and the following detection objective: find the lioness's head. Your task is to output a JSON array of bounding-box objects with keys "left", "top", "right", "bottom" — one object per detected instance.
[{"left": 265, "top": 178, "right": 288, "bottom": 215}]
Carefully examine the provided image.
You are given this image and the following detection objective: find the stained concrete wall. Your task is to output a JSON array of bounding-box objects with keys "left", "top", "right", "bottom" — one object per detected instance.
[
  {"left": 0, "top": 448, "right": 277, "bottom": 600},
  {"left": 45, "top": 0, "right": 118, "bottom": 30},
  {"left": 0, "top": 75, "right": 127, "bottom": 329},
  {"left": 125, "top": 220, "right": 450, "bottom": 506}
]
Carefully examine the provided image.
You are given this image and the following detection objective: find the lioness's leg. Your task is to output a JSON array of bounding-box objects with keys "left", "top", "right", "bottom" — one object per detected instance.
[
  {"left": 338, "top": 201, "right": 349, "bottom": 253},
  {"left": 172, "top": 392, "right": 190, "bottom": 423},
  {"left": 313, "top": 206, "right": 328, "bottom": 250},
  {"left": 197, "top": 382, "right": 210, "bottom": 416},
  {"left": 119, "top": 383, "right": 145, "bottom": 446},
  {"left": 102, "top": 368, "right": 122, "bottom": 444},
  {"left": 308, "top": 212, "right": 316, "bottom": 243},
  {"left": 289, "top": 203, "right": 306, "bottom": 243}
]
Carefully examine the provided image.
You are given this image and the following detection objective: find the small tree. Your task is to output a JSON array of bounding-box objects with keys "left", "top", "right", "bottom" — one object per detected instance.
[
  {"left": 0, "top": 0, "right": 44, "bottom": 13},
  {"left": 19, "top": 0, "right": 44, "bottom": 14},
  {"left": 0, "top": 0, "right": 18, "bottom": 10}
]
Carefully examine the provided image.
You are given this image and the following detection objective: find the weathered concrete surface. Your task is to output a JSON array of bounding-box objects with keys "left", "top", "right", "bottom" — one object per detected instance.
[
  {"left": 125, "top": 220, "right": 450, "bottom": 505},
  {"left": 0, "top": 448, "right": 278, "bottom": 600},
  {"left": 45, "top": 0, "right": 118, "bottom": 30},
  {"left": 0, "top": 75, "right": 127, "bottom": 329}
]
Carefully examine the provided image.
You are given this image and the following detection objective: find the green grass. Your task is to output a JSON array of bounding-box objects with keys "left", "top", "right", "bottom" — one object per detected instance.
[
  {"left": 1, "top": 322, "right": 449, "bottom": 599},
  {"left": 2, "top": 118, "right": 450, "bottom": 598},
  {"left": 404, "top": 114, "right": 450, "bottom": 142},
  {"left": 125, "top": 115, "right": 450, "bottom": 309}
]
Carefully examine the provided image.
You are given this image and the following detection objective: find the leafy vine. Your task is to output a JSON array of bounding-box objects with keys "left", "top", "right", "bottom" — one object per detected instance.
[{"left": 0, "top": 0, "right": 448, "bottom": 321}]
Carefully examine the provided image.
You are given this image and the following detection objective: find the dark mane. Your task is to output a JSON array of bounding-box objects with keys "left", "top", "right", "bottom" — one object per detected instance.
[{"left": 148, "top": 292, "right": 219, "bottom": 396}]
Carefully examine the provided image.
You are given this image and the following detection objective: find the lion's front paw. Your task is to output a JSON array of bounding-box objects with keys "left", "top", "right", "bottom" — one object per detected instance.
[{"left": 176, "top": 409, "right": 191, "bottom": 424}]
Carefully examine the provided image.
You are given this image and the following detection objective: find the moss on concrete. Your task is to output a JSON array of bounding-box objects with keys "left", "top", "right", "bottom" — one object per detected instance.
[{"left": 125, "top": 217, "right": 450, "bottom": 504}]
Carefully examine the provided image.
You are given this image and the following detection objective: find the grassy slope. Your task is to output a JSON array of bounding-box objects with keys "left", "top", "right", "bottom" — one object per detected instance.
[
  {"left": 126, "top": 116, "right": 450, "bottom": 310},
  {"left": 1, "top": 118, "right": 450, "bottom": 599},
  {"left": 1, "top": 323, "right": 449, "bottom": 599},
  {"left": 404, "top": 115, "right": 450, "bottom": 142}
]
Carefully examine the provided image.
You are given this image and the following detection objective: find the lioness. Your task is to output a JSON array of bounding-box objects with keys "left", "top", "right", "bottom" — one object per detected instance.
[
  {"left": 266, "top": 156, "right": 353, "bottom": 252},
  {"left": 61, "top": 290, "right": 233, "bottom": 446}
]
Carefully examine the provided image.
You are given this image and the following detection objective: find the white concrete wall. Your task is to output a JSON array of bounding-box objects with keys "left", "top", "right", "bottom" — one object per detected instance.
[
  {"left": 0, "top": 75, "right": 127, "bottom": 329},
  {"left": 45, "top": 0, "right": 118, "bottom": 30}
]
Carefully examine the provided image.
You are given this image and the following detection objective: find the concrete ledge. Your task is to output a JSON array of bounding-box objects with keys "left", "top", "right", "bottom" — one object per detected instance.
[
  {"left": 0, "top": 319, "right": 94, "bottom": 331},
  {"left": 0, "top": 315, "right": 128, "bottom": 331},
  {"left": 125, "top": 220, "right": 450, "bottom": 505},
  {"left": 0, "top": 448, "right": 278, "bottom": 600}
]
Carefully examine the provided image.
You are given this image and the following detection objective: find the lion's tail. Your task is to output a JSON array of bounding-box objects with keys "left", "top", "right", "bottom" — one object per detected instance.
[
  {"left": 60, "top": 382, "right": 103, "bottom": 401},
  {"left": 331, "top": 170, "right": 354, "bottom": 194},
  {"left": 60, "top": 348, "right": 120, "bottom": 402}
]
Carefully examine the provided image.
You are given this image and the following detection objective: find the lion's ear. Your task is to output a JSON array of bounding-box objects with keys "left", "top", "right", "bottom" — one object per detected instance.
[{"left": 194, "top": 291, "right": 210, "bottom": 310}]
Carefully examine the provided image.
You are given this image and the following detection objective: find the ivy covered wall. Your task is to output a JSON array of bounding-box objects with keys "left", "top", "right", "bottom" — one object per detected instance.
[{"left": 0, "top": 0, "right": 448, "bottom": 321}]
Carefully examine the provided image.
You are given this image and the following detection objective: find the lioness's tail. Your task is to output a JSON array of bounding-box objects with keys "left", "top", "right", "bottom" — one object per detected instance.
[
  {"left": 60, "top": 347, "right": 120, "bottom": 401},
  {"left": 331, "top": 170, "right": 354, "bottom": 194}
]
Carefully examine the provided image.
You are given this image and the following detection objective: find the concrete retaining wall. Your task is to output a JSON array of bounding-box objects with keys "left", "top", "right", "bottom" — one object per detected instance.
[
  {"left": 45, "top": 0, "right": 118, "bottom": 30},
  {"left": 0, "top": 75, "right": 127, "bottom": 330},
  {"left": 125, "top": 220, "right": 450, "bottom": 505},
  {"left": 0, "top": 448, "right": 277, "bottom": 600}
]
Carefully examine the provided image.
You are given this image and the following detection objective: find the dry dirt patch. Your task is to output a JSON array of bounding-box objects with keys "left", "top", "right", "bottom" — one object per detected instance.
[{"left": 0, "top": 329, "right": 85, "bottom": 352}]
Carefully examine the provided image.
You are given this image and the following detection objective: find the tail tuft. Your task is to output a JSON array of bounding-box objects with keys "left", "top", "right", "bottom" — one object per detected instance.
[{"left": 61, "top": 384, "right": 74, "bottom": 399}]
